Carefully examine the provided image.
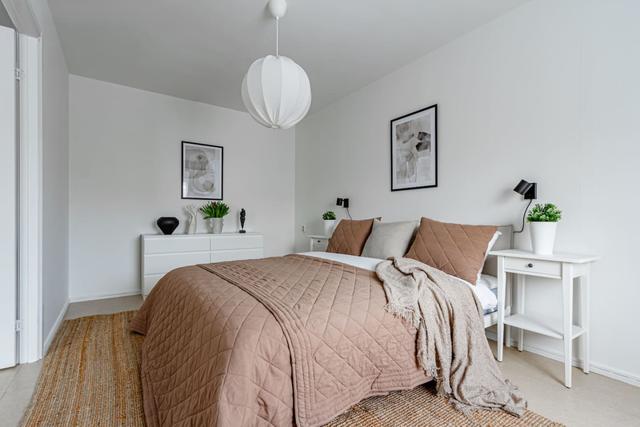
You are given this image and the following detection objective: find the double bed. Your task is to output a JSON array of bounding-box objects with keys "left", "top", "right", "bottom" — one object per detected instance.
[
  {"left": 300, "top": 250, "right": 506, "bottom": 326},
  {"left": 130, "top": 223, "right": 515, "bottom": 426}
]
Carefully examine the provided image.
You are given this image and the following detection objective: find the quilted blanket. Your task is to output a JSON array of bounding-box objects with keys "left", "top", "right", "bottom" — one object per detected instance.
[{"left": 130, "top": 254, "right": 429, "bottom": 427}]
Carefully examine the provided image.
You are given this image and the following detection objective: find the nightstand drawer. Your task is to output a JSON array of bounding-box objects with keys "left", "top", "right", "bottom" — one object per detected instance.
[
  {"left": 504, "top": 257, "right": 561, "bottom": 278},
  {"left": 311, "top": 238, "right": 328, "bottom": 251}
]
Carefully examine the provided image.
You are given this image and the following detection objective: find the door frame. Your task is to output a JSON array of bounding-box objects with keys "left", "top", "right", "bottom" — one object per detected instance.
[
  {"left": 18, "top": 32, "right": 42, "bottom": 363},
  {"left": 2, "top": 0, "right": 43, "bottom": 364}
]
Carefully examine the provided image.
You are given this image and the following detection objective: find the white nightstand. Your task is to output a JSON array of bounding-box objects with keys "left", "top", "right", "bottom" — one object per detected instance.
[
  {"left": 308, "top": 235, "right": 330, "bottom": 251},
  {"left": 489, "top": 249, "right": 599, "bottom": 388}
]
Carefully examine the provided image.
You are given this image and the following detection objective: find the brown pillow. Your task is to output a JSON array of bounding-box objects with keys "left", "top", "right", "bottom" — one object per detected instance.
[
  {"left": 326, "top": 218, "right": 375, "bottom": 256},
  {"left": 405, "top": 217, "right": 497, "bottom": 285}
]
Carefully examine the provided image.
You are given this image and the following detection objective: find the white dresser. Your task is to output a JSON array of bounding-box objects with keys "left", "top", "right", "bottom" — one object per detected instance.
[{"left": 140, "top": 232, "right": 264, "bottom": 297}]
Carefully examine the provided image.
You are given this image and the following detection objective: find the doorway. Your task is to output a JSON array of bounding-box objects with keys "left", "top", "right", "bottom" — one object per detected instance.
[{"left": 0, "top": 23, "right": 18, "bottom": 369}]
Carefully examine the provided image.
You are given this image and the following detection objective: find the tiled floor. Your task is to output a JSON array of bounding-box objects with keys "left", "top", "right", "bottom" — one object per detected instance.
[{"left": 0, "top": 295, "right": 638, "bottom": 426}]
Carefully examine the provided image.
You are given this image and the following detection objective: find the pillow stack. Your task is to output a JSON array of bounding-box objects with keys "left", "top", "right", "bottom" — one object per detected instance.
[{"left": 324, "top": 216, "right": 499, "bottom": 286}]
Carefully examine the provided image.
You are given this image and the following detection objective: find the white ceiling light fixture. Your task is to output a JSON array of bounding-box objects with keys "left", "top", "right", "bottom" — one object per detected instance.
[{"left": 241, "top": 0, "right": 311, "bottom": 130}]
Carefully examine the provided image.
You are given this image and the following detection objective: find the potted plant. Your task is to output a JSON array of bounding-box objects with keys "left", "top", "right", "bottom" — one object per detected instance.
[
  {"left": 200, "top": 201, "right": 230, "bottom": 234},
  {"left": 322, "top": 211, "right": 337, "bottom": 236},
  {"left": 527, "top": 203, "right": 562, "bottom": 255}
]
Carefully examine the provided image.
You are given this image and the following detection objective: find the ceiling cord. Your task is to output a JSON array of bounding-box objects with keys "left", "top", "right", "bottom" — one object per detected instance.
[
  {"left": 515, "top": 199, "right": 533, "bottom": 233},
  {"left": 275, "top": 17, "right": 279, "bottom": 57}
]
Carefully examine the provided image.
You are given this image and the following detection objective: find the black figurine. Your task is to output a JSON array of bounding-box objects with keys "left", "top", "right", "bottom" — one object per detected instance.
[{"left": 239, "top": 209, "right": 246, "bottom": 233}]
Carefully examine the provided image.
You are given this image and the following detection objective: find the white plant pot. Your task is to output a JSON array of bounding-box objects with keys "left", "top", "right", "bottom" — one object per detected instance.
[
  {"left": 323, "top": 220, "right": 336, "bottom": 236},
  {"left": 208, "top": 218, "right": 224, "bottom": 234},
  {"left": 530, "top": 222, "right": 557, "bottom": 255}
]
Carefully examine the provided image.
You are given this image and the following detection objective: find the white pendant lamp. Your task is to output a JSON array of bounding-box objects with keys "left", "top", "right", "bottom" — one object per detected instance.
[{"left": 241, "top": 0, "right": 311, "bottom": 130}]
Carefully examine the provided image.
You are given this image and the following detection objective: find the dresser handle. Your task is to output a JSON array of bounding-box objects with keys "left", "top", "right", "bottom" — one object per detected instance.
[{"left": 526, "top": 263, "right": 534, "bottom": 268}]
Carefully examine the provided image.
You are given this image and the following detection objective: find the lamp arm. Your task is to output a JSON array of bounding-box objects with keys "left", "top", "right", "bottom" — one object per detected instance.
[{"left": 515, "top": 199, "right": 533, "bottom": 233}]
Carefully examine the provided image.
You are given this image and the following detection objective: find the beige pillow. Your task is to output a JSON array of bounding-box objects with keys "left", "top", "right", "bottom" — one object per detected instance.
[
  {"left": 326, "top": 218, "right": 375, "bottom": 256},
  {"left": 404, "top": 217, "right": 497, "bottom": 285},
  {"left": 362, "top": 220, "right": 418, "bottom": 259}
]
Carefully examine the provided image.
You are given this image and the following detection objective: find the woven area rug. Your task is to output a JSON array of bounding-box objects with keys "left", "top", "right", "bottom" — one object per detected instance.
[{"left": 22, "top": 311, "right": 562, "bottom": 426}]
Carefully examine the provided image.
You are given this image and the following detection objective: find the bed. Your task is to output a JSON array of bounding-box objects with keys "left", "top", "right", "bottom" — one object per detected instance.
[{"left": 130, "top": 224, "right": 514, "bottom": 426}]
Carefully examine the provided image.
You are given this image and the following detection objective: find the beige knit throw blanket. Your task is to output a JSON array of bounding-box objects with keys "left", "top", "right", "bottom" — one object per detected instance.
[{"left": 376, "top": 257, "right": 526, "bottom": 417}]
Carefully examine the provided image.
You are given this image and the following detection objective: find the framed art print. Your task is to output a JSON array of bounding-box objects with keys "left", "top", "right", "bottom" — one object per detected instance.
[
  {"left": 181, "top": 141, "right": 223, "bottom": 200},
  {"left": 390, "top": 104, "right": 437, "bottom": 191}
]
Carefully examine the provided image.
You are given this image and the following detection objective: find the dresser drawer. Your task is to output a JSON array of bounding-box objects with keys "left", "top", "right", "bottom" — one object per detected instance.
[
  {"left": 504, "top": 257, "right": 561, "bottom": 278},
  {"left": 212, "top": 234, "right": 263, "bottom": 250},
  {"left": 143, "top": 236, "right": 210, "bottom": 254},
  {"left": 143, "top": 252, "right": 211, "bottom": 275},
  {"left": 211, "top": 248, "right": 263, "bottom": 263}
]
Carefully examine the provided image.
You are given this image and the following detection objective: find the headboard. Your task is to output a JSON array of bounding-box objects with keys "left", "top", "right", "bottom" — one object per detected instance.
[{"left": 482, "top": 225, "right": 513, "bottom": 276}]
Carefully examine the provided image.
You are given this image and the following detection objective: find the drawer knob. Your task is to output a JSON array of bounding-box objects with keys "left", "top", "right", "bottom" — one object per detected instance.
[{"left": 526, "top": 263, "right": 534, "bottom": 268}]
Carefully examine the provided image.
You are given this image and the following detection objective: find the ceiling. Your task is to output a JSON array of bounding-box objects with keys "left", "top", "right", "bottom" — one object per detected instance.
[
  {"left": 48, "top": 0, "right": 528, "bottom": 113},
  {"left": 0, "top": 2, "right": 14, "bottom": 29}
]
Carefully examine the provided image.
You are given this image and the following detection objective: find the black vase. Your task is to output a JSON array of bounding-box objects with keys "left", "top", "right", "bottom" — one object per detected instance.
[{"left": 157, "top": 217, "right": 179, "bottom": 235}]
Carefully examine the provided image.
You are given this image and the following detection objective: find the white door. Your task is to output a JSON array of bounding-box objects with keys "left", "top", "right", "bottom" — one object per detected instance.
[{"left": 0, "top": 24, "right": 17, "bottom": 369}]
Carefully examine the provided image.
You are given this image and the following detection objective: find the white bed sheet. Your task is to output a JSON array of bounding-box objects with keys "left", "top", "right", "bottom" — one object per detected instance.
[{"left": 299, "top": 251, "right": 497, "bottom": 313}]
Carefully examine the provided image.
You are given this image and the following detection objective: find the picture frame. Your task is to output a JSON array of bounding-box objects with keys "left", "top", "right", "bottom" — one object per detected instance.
[
  {"left": 181, "top": 141, "right": 223, "bottom": 200},
  {"left": 390, "top": 104, "right": 437, "bottom": 191}
]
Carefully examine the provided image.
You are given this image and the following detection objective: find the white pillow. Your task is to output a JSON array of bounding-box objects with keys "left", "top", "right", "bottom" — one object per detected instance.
[
  {"left": 476, "top": 231, "right": 501, "bottom": 285},
  {"left": 476, "top": 274, "right": 498, "bottom": 310},
  {"left": 361, "top": 220, "right": 418, "bottom": 259},
  {"left": 478, "top": 274, "right": 498, "bottom": 290}
]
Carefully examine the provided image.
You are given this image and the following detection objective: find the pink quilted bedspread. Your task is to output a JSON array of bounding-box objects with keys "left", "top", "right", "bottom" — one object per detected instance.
[{"left": 130, "top": 254, "right": 429, "bottom": 426}]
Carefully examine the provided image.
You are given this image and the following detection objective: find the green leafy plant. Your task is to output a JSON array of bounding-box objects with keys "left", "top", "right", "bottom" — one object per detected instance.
[
  {"left": 322, "top": 211, "right": 337, "bottom": 220},
  {"left": 199, "top": 201, "right": 230, "bottom": 219},
  {"left": 527, "top": 203, "right": 562, "bottom": 222}
]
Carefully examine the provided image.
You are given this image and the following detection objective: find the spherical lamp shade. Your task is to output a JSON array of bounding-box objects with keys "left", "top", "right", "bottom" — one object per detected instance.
[{"left": 241, "top": 55, "right": 311, "bottom": 129}]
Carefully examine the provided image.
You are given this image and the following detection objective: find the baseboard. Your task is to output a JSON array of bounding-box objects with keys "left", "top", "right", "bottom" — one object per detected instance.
[
  {"left": 485, "top": 331, "right": 640, "bottom": 387},
  {"left": 43, "top": 299, "right": 69, "bottom": 355},
  {"left": 69, "top": 290, "right": 141, "bottom": 303}
]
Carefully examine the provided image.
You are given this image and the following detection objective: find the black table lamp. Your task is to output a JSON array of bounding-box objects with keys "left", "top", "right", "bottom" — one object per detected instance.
[{"left": 513, "top": 179, "right": 537, "bottom": 233}]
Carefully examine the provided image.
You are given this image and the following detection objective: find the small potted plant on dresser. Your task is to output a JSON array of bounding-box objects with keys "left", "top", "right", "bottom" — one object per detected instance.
[
  {"left": 322, "top": 211, "right": 337, "bottom": 236},
  {"left": 200, "top": 201, "right": 230, "bottom": 234},
  {"left": 527, "top": 203, "right": 562, "bottom": 255}
]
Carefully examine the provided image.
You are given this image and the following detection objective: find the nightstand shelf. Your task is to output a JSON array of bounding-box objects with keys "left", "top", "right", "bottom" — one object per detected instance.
[
  {"left": 490, "top": 249, "right": 599, "bottom": 388},
  {"left": 503, "top": 314, "right": 584, "bottom": 340}
]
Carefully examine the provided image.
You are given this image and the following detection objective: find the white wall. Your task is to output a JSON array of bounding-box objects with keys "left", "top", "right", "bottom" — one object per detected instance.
[
  {"left": 69, "top": 75, "right": 295, "bottom": 301},
  {"left": 29, "top": 0, "right": 70, "bottom": 348},
  {"left": 295, "top": 0, "right": 640, "bottom": 384}
]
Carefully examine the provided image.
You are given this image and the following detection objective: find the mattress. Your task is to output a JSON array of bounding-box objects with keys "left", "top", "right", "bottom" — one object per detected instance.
[{"left": 300, "top": 252, "right": 498, "bottom": 315}]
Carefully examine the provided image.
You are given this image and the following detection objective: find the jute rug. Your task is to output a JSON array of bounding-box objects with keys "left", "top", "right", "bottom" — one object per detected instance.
[{"left": 21, "top": 311, "right": 562, "bottom": 426}]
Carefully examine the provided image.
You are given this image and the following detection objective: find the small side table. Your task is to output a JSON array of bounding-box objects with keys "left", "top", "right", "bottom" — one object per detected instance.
[
  {"left": 489, "top": 249, "right": 599, "bottom": 388},
  {"left": 308, "top": 235, "right": 330, "bottom": 252}
]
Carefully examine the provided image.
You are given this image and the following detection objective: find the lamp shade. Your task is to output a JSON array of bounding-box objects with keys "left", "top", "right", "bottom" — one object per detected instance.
[
  {"left": 241, "top": 55, "right": 311, "bottom": 130},
  {"left": 513, "top": 180, "right": 533, "bottom": 195},
  {"left": 513, "top": 179, "right": 537, "bottom": 200}
]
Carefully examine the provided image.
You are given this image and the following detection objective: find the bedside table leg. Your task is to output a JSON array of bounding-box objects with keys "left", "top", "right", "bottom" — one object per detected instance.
[
  {"left": 516, "top": 274, "right": 525, "bottom": 352},
  {"left": 562, "top": 264, "right": 573, "bottom": 388},
  {"left": 505, "top": 278, "right": 511, "bottom": 348},
  {"left": 580, "top": 270, "right": 590, "bottom": 374},
  {"left": 496, "top": 257, "right": 506, "bottom": 362}
]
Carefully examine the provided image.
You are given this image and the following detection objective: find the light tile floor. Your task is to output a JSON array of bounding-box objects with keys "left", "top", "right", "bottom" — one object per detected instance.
[{"left": 0, "top": 295, "right": 638, "bottom": 426}]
